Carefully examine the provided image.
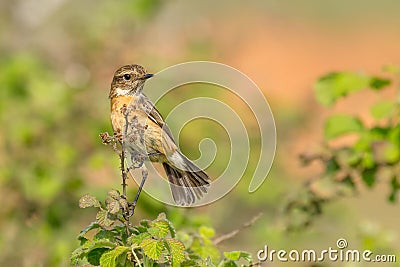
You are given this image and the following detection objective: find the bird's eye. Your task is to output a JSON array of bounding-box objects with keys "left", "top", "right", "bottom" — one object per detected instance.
[{"left": 123, "top": 74, "right": 131, "bottom": 80}]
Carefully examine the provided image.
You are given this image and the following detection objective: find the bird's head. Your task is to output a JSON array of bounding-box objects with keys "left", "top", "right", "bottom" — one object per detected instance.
[{"left": 109, "top": 64, "right": 153, "bottom": 99}]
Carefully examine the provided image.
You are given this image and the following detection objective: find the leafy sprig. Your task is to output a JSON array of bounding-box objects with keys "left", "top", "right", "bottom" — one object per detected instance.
[
  {"left": 285, "top": 66, "right": 400, "bottom": 230},
  {"left": 71, "top": 191, "right": 256, "bottom": 267}
]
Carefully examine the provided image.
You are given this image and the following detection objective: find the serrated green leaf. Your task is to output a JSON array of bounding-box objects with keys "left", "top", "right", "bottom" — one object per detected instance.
[
  {"left": 156, "top": 215, "right": 176, "bottom": 238},
  {"left": 314, "top": 72, "right": 370, "bottom": 106},
  {"left": 96, "top": 210, "right": 114, "bottom": 228},
  {"left": 324, "top": 114, "right": 364, "bottom": 140},
  {"left": 99, "top": 246, "right": 129, "bottom": 267},
  {"left": 88, "top": 248, "right": 109, "bottom": 266},
  {"left": 166, "top": 238, "right": 185, "bottom": 266},
  {"left": 141, "top": 238, "right": 164, "bottom": 260},
  {"left": 79, "top": 194, "right": 101, "bottom": 208},
  {"left": 370, "top": 101, "right": 395, "bottom": 119},
  {"left": 147, "top": 227, "right": 160, "bottom": 237},
  {"left": 153, "top": 220, "right": 170, "bottom": 238},
  {"left": 100, "top": 251, "right": 115, "bottom": 267},
  {"left": 199, "top": 226, "right": 215, "bottom": 238}
]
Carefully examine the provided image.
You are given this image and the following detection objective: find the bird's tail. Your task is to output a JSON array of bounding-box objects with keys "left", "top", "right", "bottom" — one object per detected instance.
[{"left": 163, "top": 151, "right": 210, "bottom": 206}]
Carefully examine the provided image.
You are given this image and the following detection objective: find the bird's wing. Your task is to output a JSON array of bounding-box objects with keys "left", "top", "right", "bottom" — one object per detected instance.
[{"left": 139, "top": 93, "right": 176, "bottom": 143}]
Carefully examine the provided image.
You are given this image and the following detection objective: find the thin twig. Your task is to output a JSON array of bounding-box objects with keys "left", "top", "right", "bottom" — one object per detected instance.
[
  {"left": 213, "top": 212, "right": 263, "bottom": 245},
  {"left": 121, "top": 104, "right": 130, "bottom": 199},
  {"left": 131, "top": 247, "right": 142, "bottom": 267}
]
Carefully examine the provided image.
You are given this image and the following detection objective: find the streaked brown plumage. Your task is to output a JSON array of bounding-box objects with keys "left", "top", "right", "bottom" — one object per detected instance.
[{"left": 109, "top": 64, "right": 210, "bottom": 205}]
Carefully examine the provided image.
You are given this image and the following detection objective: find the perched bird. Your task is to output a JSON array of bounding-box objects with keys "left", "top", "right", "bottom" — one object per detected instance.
[{"left": 109, "top": 64, "right": 210, "bottom": 205}]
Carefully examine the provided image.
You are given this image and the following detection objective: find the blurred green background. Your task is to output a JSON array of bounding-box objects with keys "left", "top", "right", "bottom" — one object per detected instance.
[{"left": 1, "top": 0, "right": 400, "bottom": 266}]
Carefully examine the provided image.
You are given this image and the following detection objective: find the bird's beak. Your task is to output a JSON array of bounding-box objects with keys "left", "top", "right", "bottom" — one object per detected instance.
[{"left": 141, "top": 73, "right": 154, "bottom": 80}]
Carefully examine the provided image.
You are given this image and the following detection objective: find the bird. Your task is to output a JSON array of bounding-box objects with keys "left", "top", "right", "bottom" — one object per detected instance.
[{"left": 109, "top": 64, "right": 210, "bottom": 206}]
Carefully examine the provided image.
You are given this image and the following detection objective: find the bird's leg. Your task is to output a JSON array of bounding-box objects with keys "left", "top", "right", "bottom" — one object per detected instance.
[{"left": 129, "top": 168, "right": 149, "bottom": 215}]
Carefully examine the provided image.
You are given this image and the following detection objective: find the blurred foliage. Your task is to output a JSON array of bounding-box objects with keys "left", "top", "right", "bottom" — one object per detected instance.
[
  {"left": 1, "top": 1, "right": 400, "bottom": 267},
  {"left": 0, "top": 1, "right": 165, "bottom": 266},
  {"left": 0, "top": 53, "right": 88, "bottom": 266},
  {"left": 285, "top": 66, "right": 400, "bottom": 230},
  {"left": 72, "top": 191, "right": 255, "bottom": 267}
]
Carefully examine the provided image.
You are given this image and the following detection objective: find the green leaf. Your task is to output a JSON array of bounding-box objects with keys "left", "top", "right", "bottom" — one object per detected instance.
[
  {"left": 191, "top": 238, "right": 220, "bottom": 263},
  {"left": 382, "top": 142, "right": 400, "bottom": 163},
  {"left": 153, "top": 220, "right": 170, "bottom": 238},
  {"left": 86, "top": 239, "right": 116, "bottom": 251},
  {"left": 78, "top": 221, "right": 100, "bottom": 238},
  {"left": 96, "top": 210, "right": 114, "bottom": 228},
  {"left": 314, "top": 72, "right": 370, "bottom": 106},
  {"left": 129, "top": 232, "right": 151, "bottom": 245},
  {"left": 147, "top": 227, "right": 160, "bottom": 237},
  {"left": 152, "top": 213, "right": 176, "bottom": 237},
  {"left": 99, "top": 246, "right": 129, "bottom": 267},
  {"left": 78, "top": 236, "right": 88, "bottom": 246},
  {"left": 139, "top": 219, "right": 151, "bottom": 228},
  {"left": 141, "top": 238, "right": 164, "bottom": 260},
  {"left": 370, "top": 101, "right": 395, "bottom": 119},
  {"left": 79, "top": 194, "right": 101, "bottom": 208},
  {"left": 166, "top": 238, "right": 185, "bottom": 266},
  {"left": 223, "top": 251, "right": 253, "bottom": 262},
  {"left": 382, "top": 65, "right": 400, "bottom": 74},
  {"left": 361, "top": 152, "right": 375, "bottom": 169},
  {"left": 224, "top": 251, "right": 241, "bottom": 261},
  {"left": 389, "top": 176, "right": 400, "bottom": 203},
  {"left": 99, "top": 250, "right": 116, "bottom": 267},
  {"left": 199, "top": 226, "right": 215, "bottom": 238},
  {"left": 94, "top": 229, "right": 117, "bottom": 242},
  {"left": 369, "top": 77, "right": 391, "bottom": 90},
  {"left": 237, "top": 251, "right": 252, "bottom": 262},
  {"left": 389, "top": 125, "right": 400, "bottom": 146},
  {"left": 361, "top": 167, "right": 377, "bottom": 187},
  {"left": 324, "top": 114, "right": 364, "bottom": 140},
  {"left": 88, "top": 248, "right": 109, "bottom": 266},
  {"left": 219, "top": 260, "right": 237, "bottom": 267}
]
